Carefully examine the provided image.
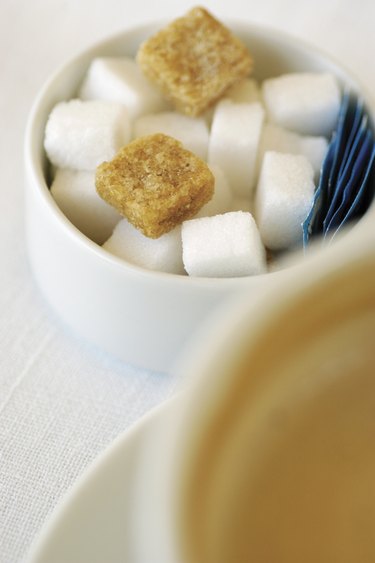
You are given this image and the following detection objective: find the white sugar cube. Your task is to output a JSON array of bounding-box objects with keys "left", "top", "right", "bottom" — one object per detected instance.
[
  {"left": 224, "top": 78, "right": 261, "bottom": 104},
  {"left": 196, "top": 166, "right": 233, "bottom": 217},
  {"left": 258, "top": 123, "right": 328, "bottom": 178},
  {"left": 44, "top": 99, "right": 131, "bottom": 170},
  {"left": 50, "top": 168, "right": 121, "bottom": 244},
  {"left": 262, "top": 72, "right": 341, "bottom": 136},
  {"left": 134, "top": 112, "right": 209, "bottom": 160},
  {"left": 208, "top": 100, "right": 265, "bottom": 198},
  {"left": 182, "top": 211, "right": 266, "bottom": 277},
  {"left": 255, "top": 151, "right": 315, "bottom": 250},
  {"left": 79, "top": 57, "right": 169, "bottom": 120},
  {"left": 103, "top": 220, "right": 184, "bottom": 275}
]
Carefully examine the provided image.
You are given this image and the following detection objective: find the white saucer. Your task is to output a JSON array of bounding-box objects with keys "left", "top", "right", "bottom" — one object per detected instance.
[{"left": 27, "top": 400, "right": 174, "bottom": 563}]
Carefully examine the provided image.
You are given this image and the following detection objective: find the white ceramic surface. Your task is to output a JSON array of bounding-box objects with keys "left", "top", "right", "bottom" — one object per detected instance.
[
  {"left": 24, "top": 20, "right": 375, "bottom": 372},
  {"left": 25, "top": 399, "right": 176, "bottom": 563}
]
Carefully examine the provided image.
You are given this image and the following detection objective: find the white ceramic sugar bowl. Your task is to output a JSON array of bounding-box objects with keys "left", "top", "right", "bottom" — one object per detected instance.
[{"left": 24, "top": 20, "right": 375, "bottom": 372}]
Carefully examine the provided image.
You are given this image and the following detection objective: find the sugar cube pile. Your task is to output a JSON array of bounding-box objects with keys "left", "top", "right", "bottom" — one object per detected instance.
[
  {"left": 262, "top": 72, "right": 341, "bottom": 136},
  {"left": 182, "top": 212, "right": 266, "bottom": 277},
  {"left": 44, "top": 99, "right": 131, "bottom": 170},
  {"left": 256, "top": 152, "right": 316, "bottom": 250},
  {"left": 103, "top": 219, "right": 184, "bottom": 274},
  {"left": 137, "top": 7, "right": 253, "bottom": 116},
  {"left": 79, "top": 57, "right": 169, "bottom": 120},
  {"left": 134, "top": 112, "right": 209, "bottom": 160},
  {"left": 96, "top": 133, "right": 214, "bottom": 239},
  {"left": 43, "top": 6, "right": 347, "bottom": 278},
  {"left": 208, "top": 100, "right": 265, "bottom": 197},
  {"left": 50, "top": 169, "right": 121, "bottom": 244},
  {"left": 258, "top": 123, "right": 328, "bottom": 179}
]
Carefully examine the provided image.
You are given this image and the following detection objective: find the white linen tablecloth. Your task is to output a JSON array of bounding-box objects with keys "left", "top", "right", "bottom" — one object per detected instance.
[{"left": 1, "top": 0, "right": 374, "bottom": 560}]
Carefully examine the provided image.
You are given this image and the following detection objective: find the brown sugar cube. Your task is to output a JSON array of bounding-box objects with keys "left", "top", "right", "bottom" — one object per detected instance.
[
  {"left": 136, "top": 7, "right": 253, "bottom": 117},
  {"left": 96, "top": 133, "right": 214, "bottom": 238}
]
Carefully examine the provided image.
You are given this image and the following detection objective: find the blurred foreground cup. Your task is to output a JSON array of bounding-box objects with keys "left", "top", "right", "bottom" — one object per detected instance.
[{"left": 132, "top": 229, "right": 375, "bottom": 563}]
